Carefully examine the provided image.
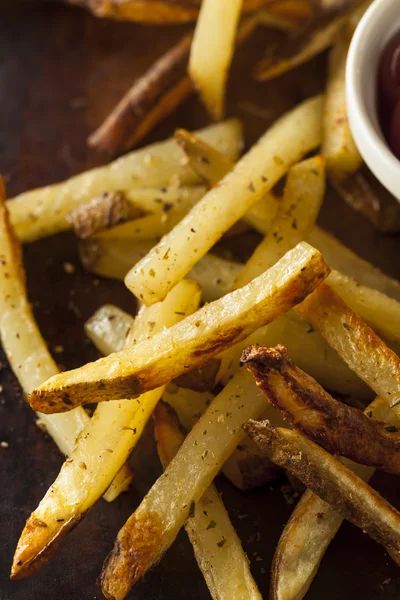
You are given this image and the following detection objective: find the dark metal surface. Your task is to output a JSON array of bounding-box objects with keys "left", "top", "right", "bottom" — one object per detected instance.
[{"left": 0, "top": 4, "right": 399, "bottom": 599}]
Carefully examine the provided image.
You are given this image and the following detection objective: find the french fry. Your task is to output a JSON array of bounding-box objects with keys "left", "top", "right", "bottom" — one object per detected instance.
[
  {"left": 322, "top": 27, "right": 362, "bottom": 179},
  {"left": 189, "top": 0, "right": 243, "bottom": 120},
  {"left": 154, "top": 401, "right": 262, "bottom": 599},
  {"left": 126, "top": 96, "right": 323, "bottom": 304},
  {"left": 244, "top": 420, "right": 400, "bottom": 565},
  {"left": 253, "top": 0, "right": 369, "bottom": 81},
  {"left": 29, "top": 242, "right": 330, "bottom": 413},
  {"left": 234, "top": 155, "right": 325, "bottom": 288},
  {"left": 175, "top": 128, "right": 280, "bottom": 235},
  {"left": 308, "top": 226, "right": 400, "bottom": 301},
  {"left": 99, "top": 367, "right": 276, "bottom": 599},
  {"left": 7, "top": 119, "right": 242, "bottom": 243},
  {"left": 0, "top": 179, "right": 131, "bottom": 500},
  {"left": 217, "top": 311, "right": 371, "bottom": 398},
  {"left": 295, "top": 283, "right": 400, "bottom": 415},
  {"left": 84, "top": 305, "right": 134, "bottom": 355},
  {"left": 11, "top": 279, "right": 201, "bottom": 580},
  {"left": 243, "top": 344, "right": 400, "bottom": 474},
  {"left": 88, "top": 33, "right": 193, "bottom": 154},
  {"left": 269, "top": 395, "right": 399, "bottom": 600},
  {"left": 327, "top": 269, "right": 400, "bottom": 342}
]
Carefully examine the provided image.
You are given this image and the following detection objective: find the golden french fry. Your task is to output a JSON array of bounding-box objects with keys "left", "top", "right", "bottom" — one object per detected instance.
[
  {"left": 29, "top": 243, "right": 329, "bottom": 413},
  {"left": 154, "top": 401, "right": 262, "bottom": 599},
  {"left": 126, "top": 96, "right": 323, "bottom": 304},
  {"left": 11, "top": 279, "right": 201, "bottom": 580},
  {"left": 8, "top": 119, "right": 242, "bottom": 243}
]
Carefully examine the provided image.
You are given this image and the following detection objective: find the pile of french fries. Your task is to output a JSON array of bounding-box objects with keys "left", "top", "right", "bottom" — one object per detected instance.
[{"left": 3, "top": 1, "right": 400, "bottom": 599}]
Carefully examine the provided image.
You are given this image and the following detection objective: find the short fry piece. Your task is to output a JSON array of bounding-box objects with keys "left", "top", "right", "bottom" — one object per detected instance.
[
  {"left": 8, "top": 119, "right": 242, "bottom": 243},
  {"left": 322, "top": 27, "right": 362, "bottom": 178},
  {"left": 29, "top": 242, "right": 330, "bottom": 413},
  {"left": 244, "top": 420, "right": 400, "bottom": 565},
  {"left": 189, "top": 0, "right": 243, "bottom": 120},
  {"left": 234, "top": 155, "right": 325, "bottom": 288},
  {"left": 100, "top": 367, "right": 272, "bottom": 599},
  {"left": 126, "top": 96, "right": 323, "bottom": 304},
  {"left": 84, "top": 304, "right": 134, "bottom": 355},
  {"left": 11, "top": 280, "right": 200, "bottom": 580},
  {"left": 270, "top": 394, "right": 399, "bottom": 600},
  {"left": 295, "top": 283, "right": 400, "bottom": 414},
  {"left": 154, "top": 401, "right": 262, "bottom": 600},
  {"left": 243, "top": 344, "right": 400, "bottom": 474}
]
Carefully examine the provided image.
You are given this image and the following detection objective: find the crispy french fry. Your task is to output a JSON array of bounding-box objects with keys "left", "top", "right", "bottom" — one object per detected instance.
[
  {"left": 84, "top": 305, "right": 134, "bottom": 355},
  {"left": 189, "top": 0, "right": 243, "bottom": 120},
  {"left": 175, "top": 128, "right": 280, "bottom": 235},
  {"left": 88, "top": 33, "right": 193, "bottom": 154},
  {"left": 244, "top": 420, "right": 400, "bottom": 565},
  {"left": 243, "top": 344, "right": 400, "bottom": 473},
  {"left": 29, "top": 243, "right": 330, "bottom": 413},
  {"left": 66, "top": 191, "right": 135, "bottom": 238},
  {"left": 234, "top": 155, "right": 325, "bottom": 288},
  {"left": 253, "top": 0, "right": 369, "bottom": 81},
  {"left": 11, "top": 279, "right": 201, "bottom": 580},
  {"left": 99, "top": 366, "right": 276, "bottom": 599},
  {"left": 269, "top": 394, "right": 398, "bottom": 600},
  {"left": 0, "top": 179, "right": 131, "bottom": 500},
  {"left": 126, "top": 96, "right": 323, "bottom": 304},
  {"left": 308, "top": 226, "right": 400, "bottom": 301},
  {"left": 296, "top": 283, "right": 400, "bottom": 414},
  {"left": 7, "top": 120, "right": 242, "bottom": 243},
  {"left": 154, "top": 401, "right": 262, "bottom": 599},
  {"left": 327, "top": 269, "right": 400, "bottom": 342},
  {"left": 322, "top": 27, "right": 362, "bottom": 179}
]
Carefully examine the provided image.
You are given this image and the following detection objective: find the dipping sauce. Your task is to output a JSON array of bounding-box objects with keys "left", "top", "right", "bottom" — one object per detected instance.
[{"left": 378, "top": 30, "right": 400, "bottom": 159}]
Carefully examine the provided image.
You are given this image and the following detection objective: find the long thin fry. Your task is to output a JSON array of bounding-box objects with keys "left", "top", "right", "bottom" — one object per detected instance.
[
  {"left": 99, "top": 367, "right": 275, "bottom": 600},
  {"left": 244, "top": 420, "right": 400, "bottom": 565},
  {"left": 29, "top": 243, "right": 330, "bottom": 413},
  {"left": 126, "top": 96, "right": 323, "bottom": 304},
  {"left": 269, "top": 395, "right": 399, "bottom": 600},
  {"left": 243, "top": 344, "right": 400, "bottom": 473},
  {"left": 8, "top": 120, "right": 242, "bottom": 243},
  {"left": 234, "top": 155, "right": 325, "bottom": 288},
  {"left": 0, "top": 179, "right": 130, "bottom": 500},
  {"left": 154, "top": 401, "right": 262, "bottom": 599},
  {"left": 189, "top": 0, "right": 243, "bottom": 120},
  {"left": 295, "top": 283, "right": 400, "bottom": 414},
  {"left": 11, "top": 279, "right": 201, "bottom": 580}
]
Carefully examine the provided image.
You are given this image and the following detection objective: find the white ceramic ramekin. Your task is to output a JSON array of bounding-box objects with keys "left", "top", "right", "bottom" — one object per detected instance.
[{"left": 346, "top": 0, "right": 400, "bottom": 200}]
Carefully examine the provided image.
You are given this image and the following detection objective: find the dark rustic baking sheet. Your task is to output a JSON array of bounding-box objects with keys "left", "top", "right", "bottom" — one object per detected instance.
[{"left": 0, "top": 4, "right": 400, "bottom": 599}]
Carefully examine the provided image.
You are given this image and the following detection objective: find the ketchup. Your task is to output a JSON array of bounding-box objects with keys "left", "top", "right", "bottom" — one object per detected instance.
[{"left": 378, "top": 31, "right": 400, "bottom": 159}]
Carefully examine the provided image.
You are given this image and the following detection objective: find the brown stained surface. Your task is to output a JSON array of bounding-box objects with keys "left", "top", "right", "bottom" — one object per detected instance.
[{"left": 0, "top": 3, "right": 399, "bottom": 599}]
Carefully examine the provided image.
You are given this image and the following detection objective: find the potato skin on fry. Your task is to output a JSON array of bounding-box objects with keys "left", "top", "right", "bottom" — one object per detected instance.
[
  {"left": 244, "top": 420, "right": 400, "bottom": 565},
  {"left": 242, "top": 344, "right": 400, "bottom": 474}
]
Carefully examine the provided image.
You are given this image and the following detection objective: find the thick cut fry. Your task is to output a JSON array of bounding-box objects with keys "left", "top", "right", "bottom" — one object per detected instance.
[
  {"left": 243, "top": 344, "right": 400, "bottom": 473},
  {"left": 154, "top": 401, "right": 262, "bottom": 599},
  {"left": 235, "top": 155, "right": 325, "bottom": 288},
  {"left": 295, "top": 283, "right": 400, "bottom": 414},
  {"left": 11, "top": 279, "right": 200, "bottom": 580},
  {"left": 244, "top": 420, "right": 400, "bottom": 565},
  {"left": 253, "top": 1, "right": 369, "bottom": 81},
  {"left": 327, "top": 269, "right": 400, "bottom": 342},
  {"left": 126, "top": 96, "right": 323, "bottom": 304},
  {"left": 0, "top": 179, "right": 131, "bottom": 500},
  {"left": 322, "top": 28, "right": 362, "bottom": 178},
  {"left": 307, "top": 226, "right": 400, "bottom": 301},
  {"left": 217, "top": 311, "right": 371, "bottom": 397},
  {"left": 175, "top": 127, "right": 280, "bottom": 235},
  {"left": 84, "top": 305, "right": 134, "bottom": 355},
  {"left": 100, "top": 367, "right": 276, "bottom": 600},
  {"left": 89, "top": 34, "right": 193, "bottom": 154},
  {"left": 7, "top": 120, "right": 242, "bottom": 243},
  {"left": 189, "top": 0, "right": 243, "bottom": 120},
  {"left": 30, "top": 243, "right": 330, "bottom": 413},
  {"left": 270, "top": 394, "right": 399, "bottom": 600}
]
